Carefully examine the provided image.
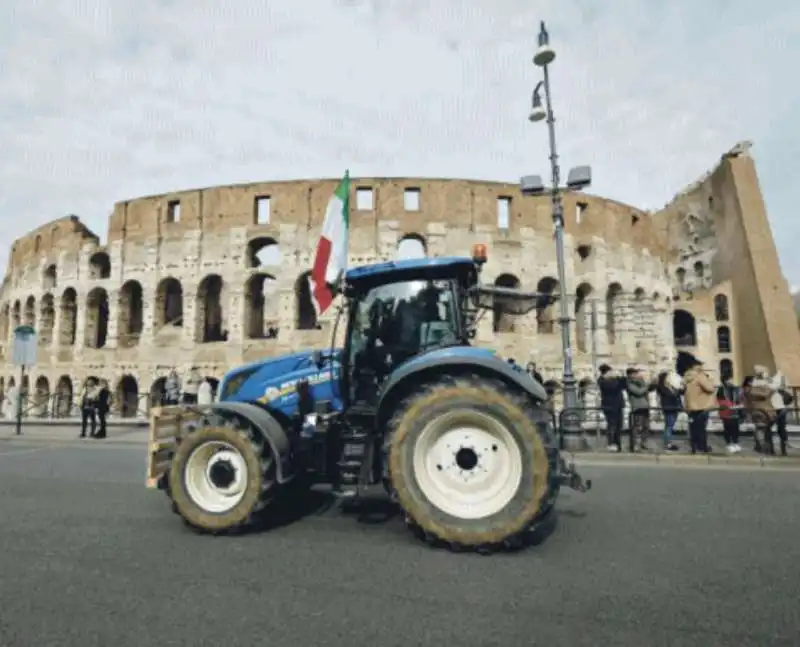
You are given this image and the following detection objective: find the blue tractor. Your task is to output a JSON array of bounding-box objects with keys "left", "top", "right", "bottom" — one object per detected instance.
[{"left": 147, "top": 247, "right": 590, "bottom": 553}]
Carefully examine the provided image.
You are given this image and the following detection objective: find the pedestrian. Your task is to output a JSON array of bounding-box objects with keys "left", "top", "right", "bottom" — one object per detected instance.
[
  {"left": 775, "top": 385, "right": 794, "bottom": 456},
  {"left": 752, "top": 365, "right": 790, "bottom": 456},
  {"left": 182, "top": 366, "right": 202, "bottom": 405},
  {"left": 163, "top": 369, "right": 181, "bottom": 406},
  {"left": 526, "top": 362, "right": 544, "bottom": 385},
  {"left": 655, "top": 370, "right": 682, "bottom": 452},
  {"left": 93, "top": 379, "right": 111, "bottom": 439},
  {"left": 597, "top": 364, "right": 625, "bottom": 452},
  {"left": 716, "top": 372, "right": 742, "bottom": 454},
  {"left": 683, "top": 358, "right": 716, "bottom": 454},
  {"left": 197, "top": 379, "right": 213, "bottom": 406},
  {"left": 741, "top": 376, "right": 766, "bottom": 452},
  {"left": 626, "top": 367, "right": 652, "bottom": 452},
  {"left": 79, "top": 378, "right": 98, "bottom": 439}
]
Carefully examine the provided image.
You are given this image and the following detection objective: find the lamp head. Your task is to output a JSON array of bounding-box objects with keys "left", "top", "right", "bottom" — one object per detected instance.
[
  {"left": 528, "top": 88, "right": 547, "bottom": 123},
  {"left": 533, "top": 21, "right": 556, "bottom": 67}
]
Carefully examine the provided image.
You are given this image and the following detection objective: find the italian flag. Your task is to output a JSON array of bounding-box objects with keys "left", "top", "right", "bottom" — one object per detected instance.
[{"left": 310, "top": 171, "right": 350, "bottom": 314}]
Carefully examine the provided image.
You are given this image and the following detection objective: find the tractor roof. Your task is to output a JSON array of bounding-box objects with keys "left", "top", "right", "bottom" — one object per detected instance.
[{"left": 345, "top": 256, "right": 477, "bottom": 290}]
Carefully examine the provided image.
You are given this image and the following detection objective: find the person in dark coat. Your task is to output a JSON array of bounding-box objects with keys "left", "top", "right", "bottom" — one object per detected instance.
[
  {"left": 716, "top": 372, "right": 742, "bottom": 453},
  {"left": 79, "top": 378, "right": 98, "bottom": 439},
  {"left": 526, "top": 362, "right": 544, "bottom": 385},
  {"left": 597, "top": 364, "right": 626, "bottom": 452},
  {"left": 656, "top": 371, "right": 682, "bottom": 452},
  {"left": 93, "top": 379, "right": 112, "bottom": 439}
]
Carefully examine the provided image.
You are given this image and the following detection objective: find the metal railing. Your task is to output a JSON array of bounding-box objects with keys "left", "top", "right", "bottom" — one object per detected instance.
[
  {"left": 556, "top": 405, "right": 790, "bottom": 452},
  {"left": 0, "top": 392, "right": 159, "bottom": 421}
]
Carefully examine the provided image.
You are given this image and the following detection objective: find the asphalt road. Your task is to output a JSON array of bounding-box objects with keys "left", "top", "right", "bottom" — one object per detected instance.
[{"left": 1, "top": 443, "right": 799, "bottom": 647}]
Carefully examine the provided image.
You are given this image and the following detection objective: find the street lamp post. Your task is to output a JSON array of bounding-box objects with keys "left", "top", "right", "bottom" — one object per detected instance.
[{"left": 522, "top": 21, "right": 592, "bottom": 431}]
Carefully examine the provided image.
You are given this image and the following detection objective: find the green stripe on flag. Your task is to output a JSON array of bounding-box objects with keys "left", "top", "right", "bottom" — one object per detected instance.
[{"left": 335, "top": 170, "right": 350, "bottom": 227}]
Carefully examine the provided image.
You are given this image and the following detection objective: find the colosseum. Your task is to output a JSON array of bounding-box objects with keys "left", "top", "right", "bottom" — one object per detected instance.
[{"left": 1, "top": 141, "right": 799, "bottom": 418}]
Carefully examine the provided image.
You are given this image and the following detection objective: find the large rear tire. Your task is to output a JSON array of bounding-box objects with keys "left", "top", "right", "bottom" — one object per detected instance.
[
  {"left": 168, "top": 415, "right": 277, "bottom": 533},
  {"left": 387, "top": 376, "right": 552, "bottom": 552}
]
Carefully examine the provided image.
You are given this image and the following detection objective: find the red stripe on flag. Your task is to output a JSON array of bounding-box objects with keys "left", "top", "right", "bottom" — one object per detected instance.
[{"left": 311, "top": 236, "right": 334, "bottom": 313}]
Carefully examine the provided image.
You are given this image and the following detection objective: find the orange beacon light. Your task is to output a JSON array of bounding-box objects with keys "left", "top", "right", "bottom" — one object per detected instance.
[{"left": 471, "top": 243, "right": 488, "bottom": 264}]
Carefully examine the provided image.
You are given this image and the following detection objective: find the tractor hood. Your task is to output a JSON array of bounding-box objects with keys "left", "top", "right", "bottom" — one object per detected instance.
[{"left": 218, "top": 349, "right": 343, "bottom": 417}]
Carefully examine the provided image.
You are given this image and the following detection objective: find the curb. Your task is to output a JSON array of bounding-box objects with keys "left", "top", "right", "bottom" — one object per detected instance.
[
  {"left": 0, "top": 435, "right": 146, "bottom": 446},
  {"left": 567, "top": 452, "right": 800, "bottom": 469}
]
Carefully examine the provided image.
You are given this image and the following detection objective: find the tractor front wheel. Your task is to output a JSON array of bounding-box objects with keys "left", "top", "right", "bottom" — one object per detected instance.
[
  {"left": 168, "top": 416, "right": 278, "bottom": 533},
  {"left": 387, "top": 377, "right": 551, "bottom": 551}
]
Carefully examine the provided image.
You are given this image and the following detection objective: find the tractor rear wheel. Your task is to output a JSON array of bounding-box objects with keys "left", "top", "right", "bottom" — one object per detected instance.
[
  {"left": 387, "top": 376, "right": 551, "bottom": 551},
  {"left": 168, "top": 415, "right": 277, "bottom": 533}
]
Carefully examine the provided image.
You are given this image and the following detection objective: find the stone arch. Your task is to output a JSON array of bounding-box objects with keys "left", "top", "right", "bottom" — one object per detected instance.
[
  {"left": 492, "top": 273, "right": 520, "bottom": 333},
  {"left": 34, "top": 376, "right": 50, "bottom": 417},
  {"left": 155, "top": 277, "right": 183, "bottom": 328},
  {"left": 38, "top": 294, "right": 55, "bottom": 346},
  {"left": 43, "top": 263, "right": 57, "bottom": 290},
  {"left": 85, "top": 287, "right": 109, "bottom": 348},
  {"left": 149, "top": 377, "right": 167, "bottom": 407},
  {"left": 673, "top": 309, "right": 696, "bottom": 347},
  {"left": 59, "top": 288, "right": 77, "bottom": 345},
  {"left": 575, "top": 282, "right": 593, "bottom": 352},
  {"left": 196, "top": 274, "right": 225, "bottom": 343},
  {"left": 716, "top": 326, "right": 731, "bottom": 353},
  {"left": 719, "top": 359, "right": 733, "bottom": 380},
  {"left": 88, "top": 251, "right": 111, "bottom": 279},
  {"left": 536, "top": 277, "right": 559, "bottom": 334},
  {"left": 245, "top": 272, "right": 279, "bottom": 339},
  {"left": 23, "top": 295, "right": 36, "bottom": 327},
  {"left": 675, "top": 267, "right": 686, "bottom": 286},
  {"left": 247, "top": 237, "right": 281, "bottom": 269},
  {"left": 54, "top": 375, "right": 73, "bottom": 417},
  {"left": 714, "top": 294, "right": 729, "bottom": 322},
  {"left": 693, "top": 260, "right": 704, "bottom": 279},
  {"left": 11, "top": 300, "right": 21, "bottom": 329},
  {"left": 115, "top": 374, "right": 139, "bottom": 418},
  {"left": 396, "top": 233, "right": 427, "bottom": 259},
  {"left": 295, "top": 271, "right": 318, "bottom": 330},
  {"left": 605, "top": 283, "right": 623, "bottom": 345},
  {"left": 633, "top": 287, "right": 646, "bottom": 301},
  {"left": 118, "top": 280, "right": 144, "bottom": 346}
]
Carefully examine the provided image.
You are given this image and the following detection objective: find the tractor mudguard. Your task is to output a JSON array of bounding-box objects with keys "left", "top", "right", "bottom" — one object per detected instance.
[
  {"left": 377, "top": 348, "right": 548, "bottom": 421},
  {"left": 209, "top": 401, "right": 295, "bottom": 484}
]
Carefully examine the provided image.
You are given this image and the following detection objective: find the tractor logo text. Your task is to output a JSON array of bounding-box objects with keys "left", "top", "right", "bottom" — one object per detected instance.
[{"left": 262, "top": 370, "right": 337, "bottom": 402}]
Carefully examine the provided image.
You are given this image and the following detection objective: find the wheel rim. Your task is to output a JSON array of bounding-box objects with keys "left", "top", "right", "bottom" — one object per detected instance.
[
  {"left": 184, "top": 440, "right": 249, "bottom": 514},
  {"left": 412, "top": 410, "right": 524, "bottom": 520}
]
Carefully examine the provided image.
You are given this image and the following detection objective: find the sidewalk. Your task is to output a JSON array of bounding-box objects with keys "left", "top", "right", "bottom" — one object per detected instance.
[
  {"left": 563, "top": 433, "right": 800, "bottom": 468},
  {"left": 0, "top": 417, "right": 147, "bottom": 428},
  {"left": 0, "top": 423, "right": 149, "bottom": 445}
]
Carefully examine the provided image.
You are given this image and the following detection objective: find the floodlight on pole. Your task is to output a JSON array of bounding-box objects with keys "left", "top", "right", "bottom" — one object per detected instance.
[{"left": 529, "top": 82, "right": 547, "bottom": 123}]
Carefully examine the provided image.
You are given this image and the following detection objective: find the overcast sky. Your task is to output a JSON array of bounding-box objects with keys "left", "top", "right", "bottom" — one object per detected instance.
[{"left": 1, "top": 0, "right": 798, "bottom": 288}]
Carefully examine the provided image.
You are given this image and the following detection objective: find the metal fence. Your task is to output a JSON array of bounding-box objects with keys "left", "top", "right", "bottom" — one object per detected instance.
[
  {"left": 556, "top": 405, "right": 790, "bottom": 451},
  {"left": 0, "top": 392, "right": 157, "bottom": 421}
]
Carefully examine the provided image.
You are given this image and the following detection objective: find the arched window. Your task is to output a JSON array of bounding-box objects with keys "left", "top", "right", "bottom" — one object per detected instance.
[
  {"left": 716, "top": 326, "right": 731, "bottom": 353},
  {"left": 673, "top": 310, "right": 696, "bottom": 347}
]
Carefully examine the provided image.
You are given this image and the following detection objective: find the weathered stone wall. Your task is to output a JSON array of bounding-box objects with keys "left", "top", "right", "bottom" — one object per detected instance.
[
  {"left": 655, "top": 141, "right": 800, "bottom": 384},
  {"left": 0, "top": 148, "right": 793, "bottom": 413}
]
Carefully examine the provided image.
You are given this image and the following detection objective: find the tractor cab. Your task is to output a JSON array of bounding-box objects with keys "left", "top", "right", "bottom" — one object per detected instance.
[{"left": 341, "top": 256, "right": 478, "bottom": 407}]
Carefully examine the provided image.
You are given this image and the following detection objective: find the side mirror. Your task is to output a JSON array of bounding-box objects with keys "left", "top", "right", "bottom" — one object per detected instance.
[{"left": 311, "top": 350, "right": 324, "bottom": 368}]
